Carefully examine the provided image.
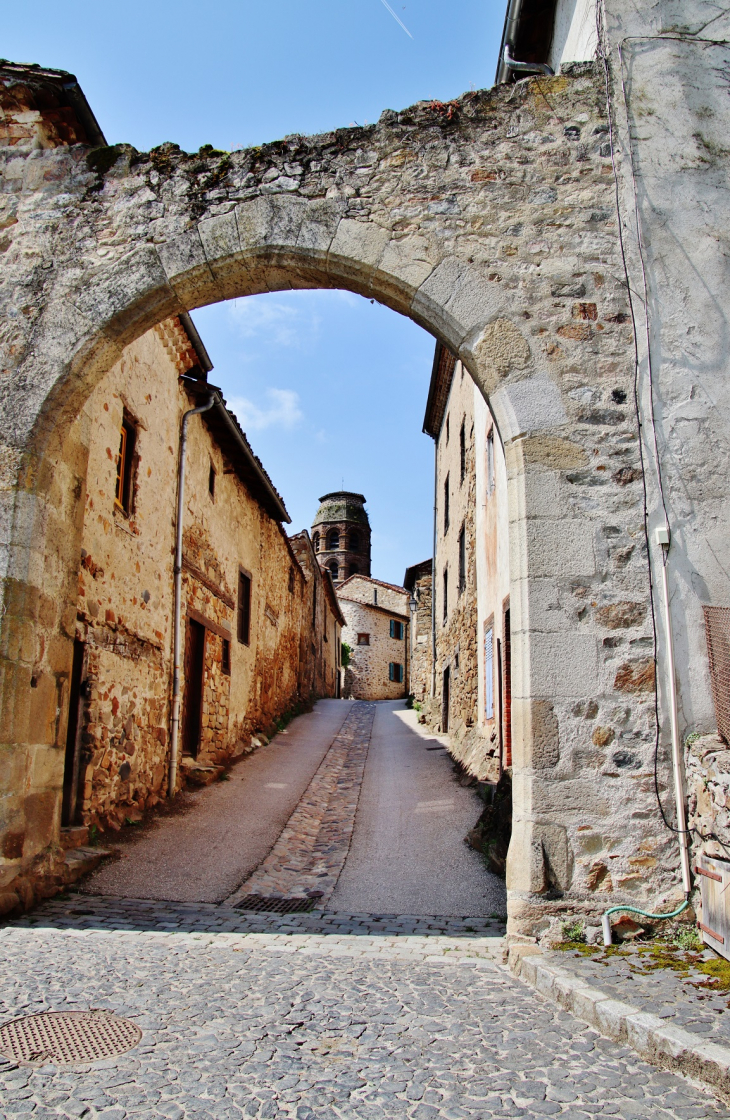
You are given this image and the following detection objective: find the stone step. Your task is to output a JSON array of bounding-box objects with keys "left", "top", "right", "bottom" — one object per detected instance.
[
  {"left": 61, "top": 846, "right": 112, "bottom": 884},
  {"left": 180, "top": 757, "right": 224, "bottom": 787},
  {"left": 59, "top": 825, "right": 89, "bottom": 850}
]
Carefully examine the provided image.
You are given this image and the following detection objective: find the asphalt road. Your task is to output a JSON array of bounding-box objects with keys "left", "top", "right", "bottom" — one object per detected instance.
[
  {"left": 83, "top": 701, "right": 354, "bottom": 903},
  {"left": 330, "top": 702, "right": 505, "bottom": 917}
]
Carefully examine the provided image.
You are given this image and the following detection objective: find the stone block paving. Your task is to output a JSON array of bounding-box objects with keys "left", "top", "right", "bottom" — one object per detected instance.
[
  {"left": 2, "top": 902, "right": 730, "bottom": 1120},
  {"left": 542, "top": 943, "right": 730, "bottom": 1047},
  {"left": 226, "top": 704, "right": 375, "bottom": 908}
]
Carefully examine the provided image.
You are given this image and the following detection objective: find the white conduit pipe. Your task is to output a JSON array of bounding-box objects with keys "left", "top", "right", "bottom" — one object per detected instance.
[
  {"left": 168, "top": 393, "right": 216, "bottom": 798},
  {"left": 656, "top": 527, "right": 692, "bottom": 896}
]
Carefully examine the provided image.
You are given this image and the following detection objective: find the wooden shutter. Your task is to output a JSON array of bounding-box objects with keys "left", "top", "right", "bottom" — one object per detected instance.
[{"left": 484, "top": 626, "right": 494, "bottom": 719}]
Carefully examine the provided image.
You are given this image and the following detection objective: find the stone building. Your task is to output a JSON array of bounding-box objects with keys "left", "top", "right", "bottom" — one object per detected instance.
[
  {"left": 53, "top": 313, "right": 343, "bottom": 850},
  {"left": 421, "top": 344, "right": 510, "bottom": 783},
  {"left": 311, "top": 492, "right": 371, "bottom": 586},
  {"left": 339, "top": 576, "right": 410, "bottom": 700},
  {"left": 4, "top": 0, "right": 730, "bottom": 936},
  {"left": 289, "top": 531, "right": 346, "bottom": 700},
  {"left": 403, "top": 560, "right": 432, "bottom": 705}
]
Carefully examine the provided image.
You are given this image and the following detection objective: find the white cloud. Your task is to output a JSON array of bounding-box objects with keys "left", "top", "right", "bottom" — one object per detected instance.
[
  {"left": 228, "top": 296, "right": 319, "bottom": 348},
  {"left": 228, "top": 388, "right": 304, "bottom": 432}
]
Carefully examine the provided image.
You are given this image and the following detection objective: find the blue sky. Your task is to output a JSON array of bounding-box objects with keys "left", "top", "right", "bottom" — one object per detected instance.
[{"left": 6, "top": 0, "right": 507, "bottom": 583}]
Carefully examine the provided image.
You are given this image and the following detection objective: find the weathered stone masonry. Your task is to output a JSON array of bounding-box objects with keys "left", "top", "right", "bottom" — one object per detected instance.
[{"left": 0, "top": 54, "right": 706, "bottom": 934}]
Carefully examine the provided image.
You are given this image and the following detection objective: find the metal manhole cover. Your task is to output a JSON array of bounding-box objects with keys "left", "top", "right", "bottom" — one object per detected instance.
[
  {"left": 0, "top": 1011, "right": 142, "bottom": 1066},
  {"left": 235, "top": 894, "right": 322, "bottom": 914}
]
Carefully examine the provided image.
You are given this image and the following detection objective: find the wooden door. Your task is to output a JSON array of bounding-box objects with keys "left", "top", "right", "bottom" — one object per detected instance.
[
  {"left": 61, "top": 638, "right": 86, "bottom": 826},
  {"left": 503, "top": 603, "right": 512, "bottom": 768},
  {"left": 442, "top": 666, "right": 450, "bottom": 733},
  {"left": 182, "top": 618, "right": 206, "bottom": 759}
]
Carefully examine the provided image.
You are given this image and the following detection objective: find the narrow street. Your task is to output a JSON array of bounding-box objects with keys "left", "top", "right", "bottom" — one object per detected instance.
[{"left": 1, "top": 701, "right": 728, "bottom": 1118}]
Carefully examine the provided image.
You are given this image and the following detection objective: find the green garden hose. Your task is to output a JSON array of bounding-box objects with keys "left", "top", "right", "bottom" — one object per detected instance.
[{"left": 602, "top": 899, "right": 690, "bottom": 945}]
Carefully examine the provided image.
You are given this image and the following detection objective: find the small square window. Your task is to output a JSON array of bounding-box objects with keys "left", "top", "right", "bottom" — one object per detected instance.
[{"left": 357, "top": 633, "right": 370, "bottom": 646}]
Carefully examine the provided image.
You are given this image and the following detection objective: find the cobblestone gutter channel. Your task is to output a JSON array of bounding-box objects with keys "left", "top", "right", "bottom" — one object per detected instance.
[{"left": 226, "top": 703, "right": 376, "bottom": 908}]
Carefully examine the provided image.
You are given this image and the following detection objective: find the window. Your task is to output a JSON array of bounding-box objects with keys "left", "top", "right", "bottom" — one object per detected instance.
[
  {"left": 389, "top": 662, "right": 404, "bottom": 683},
  {"left": 312, "top": 531, "right": 320, "bottom": 552},
  {"left": 487, "top": 428, "right": 495, "bottom": 496},
  {"left": 484, "top": 624, "right": 494, "bottom": 719},
  {"left": 288, "top": 566, "right": 295, "bottom": 594},
  {"left": 349, "top": 564, "right": 358, "bottom": 577},
  {"left": 327, "top": 560, "right": 339, "bottom": 581},
  {"left": 443, "top": 568, "right": 448, "bottom": 624},
  {"left": 312, "top": 581, "right": 317, "bottom": 626},
  {"left": 460, "top": 419, "right": 466, "bottom": 483},
  {"left": 237, "top": 571, "right": 251, "bottom": 645},
  {"left": 208, "top": 462, "right": 216, "bottom": 499},
  {"left": 445, "top": 414, "right": 450, "bottom": 444},
  {"left": 221, "top": 637, "right": 231, "bottom": 676},
  {"left": 349, "top": 531, "right": 360, "bottom": 551},
  {"left": 443, "top": 474, "right": 450, "bottom": 534},
  {"left": 373, "top": 588, "right": 378, "bottom": 605},
  {"left": 390, "top": 619, "right": 404, "bottom": 640},
  {"left": 327, "top": 529, "right": 340, "bottom": 550},
  {"left": 357, "top": 633, "right": 370, "bottom": 646},
  {"left": 458, "top": 524, "right": 466, "bottom": 594},
  {"left": 115, "top": 412, "right": 137, "bottom": 515}
]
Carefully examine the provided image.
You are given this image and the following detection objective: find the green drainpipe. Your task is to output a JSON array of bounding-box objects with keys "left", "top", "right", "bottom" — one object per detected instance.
[{"left": 602, "top": 900, "right": 690, "bottom": 946}]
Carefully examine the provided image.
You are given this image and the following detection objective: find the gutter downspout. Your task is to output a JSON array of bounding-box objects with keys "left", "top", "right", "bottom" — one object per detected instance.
[
  {"left": 169, "top": 392, "right": 216, "bottom": 798},
  {"left": 495, "top": 0, "right": 555, "bottom": 83},
  {"left": 431, "top": 440, "right": 438, "bottom": 699}
]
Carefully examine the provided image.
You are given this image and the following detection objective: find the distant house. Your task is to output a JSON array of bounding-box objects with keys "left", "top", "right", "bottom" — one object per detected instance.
[
  {"left": 403, "top": 559, "right": 433, "bottom": 706},
  {"left": 338, "top": 575, "right": 410, "bottom": 700}
]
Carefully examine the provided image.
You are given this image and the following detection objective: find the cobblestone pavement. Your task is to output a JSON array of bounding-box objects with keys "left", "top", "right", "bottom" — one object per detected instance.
[
  {"left": 2, "top": 901, "right": 730, "bottom": 1119},
  {"left": 226, "top": 704, "right": 375, "bottom": 907},
  {"left": 542, "top": 942, "right": 730, "bottom": 1047}
]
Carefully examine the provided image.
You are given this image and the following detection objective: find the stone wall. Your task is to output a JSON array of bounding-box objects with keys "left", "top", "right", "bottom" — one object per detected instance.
[{"left": 288, "top": 531, "right": 343, "bottom": 702}]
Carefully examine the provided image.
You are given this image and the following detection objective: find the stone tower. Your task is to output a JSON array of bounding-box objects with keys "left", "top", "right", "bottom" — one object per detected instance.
[{"left": 312, "top": 492, "right": 371, "bottom": 586}]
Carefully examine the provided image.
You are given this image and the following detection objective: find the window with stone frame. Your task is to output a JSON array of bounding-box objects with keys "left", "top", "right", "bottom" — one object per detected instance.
[
  {"left": 115, "top": 411, "right": 137, "bottom": 515},
  {"left": 460, "top": 419, "right": 466, "bottom": 483},
  {"left": 389, "top": 662, "right": 404, "bottom": 683},
  {"left": 458, "top": 524, "right": 466, "bottom": 594},
  {"left": 327, "top": 560, "right": 339, "bottom": 581},
  {"left": 327, "top": 528, "right": 340, "bottom": 550},
  {"left": 487, "top": 427, "right": 495, "bottom": 496},
  {"left": 221, "top": 637, "right": 231, "bottom": 676},
  {"left": 312, "top": 531, "right": 320, "bottom": 551},
  {"left": 349, "top": 531, "right": 360, "bottom": 551},
  {"left": 237, "top": 570, "right": 252, "bottom": 645},
  {"left": 442, "top": 567, "right": 448, "bottom": 624},
  {"left": 357, "top": 633, "right": 370, "bottom": 645},
  {"left": 443, "top": 473, "right": 450, "bottom": 534},
  {"left": 390, "top": 619, "right": 404, "bottom": 640}
]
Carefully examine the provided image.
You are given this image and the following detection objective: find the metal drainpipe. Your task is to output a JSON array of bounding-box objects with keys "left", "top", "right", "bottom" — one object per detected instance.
[
  {"left": 168, "top": 392, "right": 216, "bottom": 798},
  {"left": 495, "top": 0, "right": 555, "bottom": 83},
  {"left": 430, "top": 439, "right": 438, "bottom": 699}
]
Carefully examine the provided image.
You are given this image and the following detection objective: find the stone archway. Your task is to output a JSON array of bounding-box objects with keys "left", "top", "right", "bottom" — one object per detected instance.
[{"left": 0, "top": 67, "right": 667, "bottom": 936}]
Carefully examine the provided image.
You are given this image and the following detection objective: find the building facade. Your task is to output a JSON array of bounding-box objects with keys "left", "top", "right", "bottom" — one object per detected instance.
[
  {"left": 420, "top": 345, "right": 510, "bottom": 783},
  {"left": 55, "top": 315, "right": 342, "bottom": 844},
  {"left": 403, "top": 560, "right": 432, "bottom": 706},
  {"left": 311, "top": 492, "right": 371, "bottom": 586},
  {"left": 339, "top": 576, "right": 410, "bottom": 701}
]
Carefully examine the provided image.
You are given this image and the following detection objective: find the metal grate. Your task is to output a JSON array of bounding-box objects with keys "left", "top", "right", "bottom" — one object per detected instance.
[
  {"left": 235, "top": 894, "right": 322, "bottom": 914},
  {"left": 0, "top": 1011, "right": 141, "bottom": 1066},
  {"left": 704, "top": 606, "right": 730, "bottom": 743}
]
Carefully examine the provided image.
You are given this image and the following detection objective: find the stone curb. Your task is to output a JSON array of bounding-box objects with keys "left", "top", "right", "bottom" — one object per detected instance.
[{"left": 511, "top": 948, "right": 730, "bottom": 1104}]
